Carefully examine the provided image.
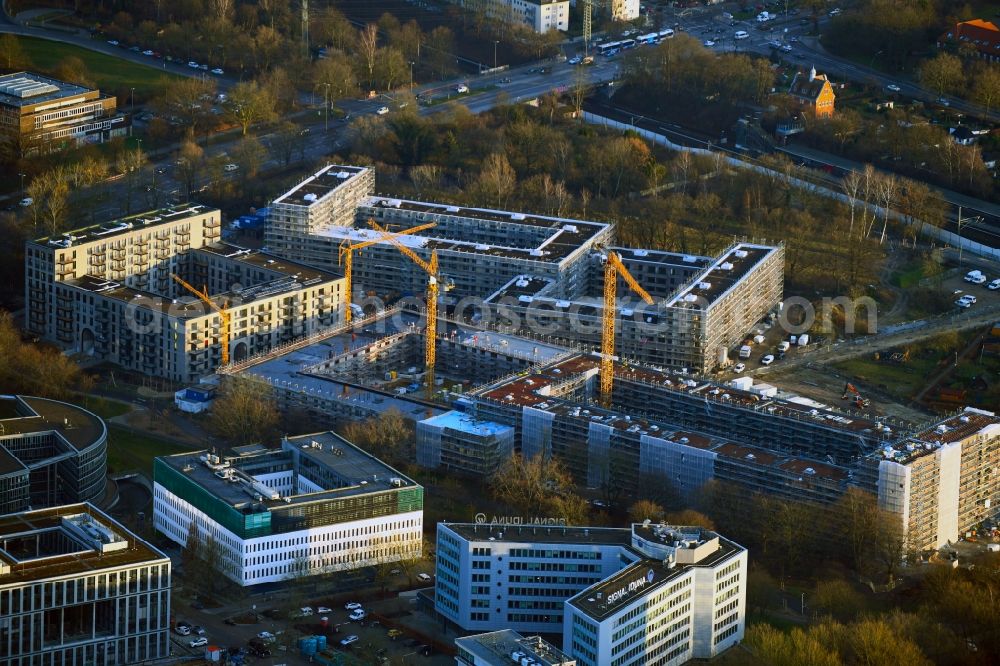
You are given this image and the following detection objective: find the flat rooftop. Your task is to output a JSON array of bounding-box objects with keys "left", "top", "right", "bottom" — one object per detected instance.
[
  {"left": 32, "top": 204, "right": 216, "bottom": 248},
  {"left": 347, "top": 197, "right": 610, "bottom": 263},
  {"left": 421, "top": 411, "right": 511, "bottom": 437},
  {"left": 272, "top": 164, "right": 370, "bottom": 206},
  {"left": 443, "top": 522, "right": 633, "bottom": 547},
  {"left": 69, "top": 245, "right": 341, "bottom": 313},
  {"left": 567, "top": 534, "right": 742, "bottom": 620},
  {"left": 0, "top": 504, "right": 167, "bottom": 585},
  {"left": 0, "top": 395, "right": 105, "bottom": 453},
  {"left": 874, "top": 409, "right": 1000, "bottom": 465},
  {"left": 663, "top": 243, "right": 779, "bottom": 310},
  {"left": 0, "top": 71, "right": 93, "bottom": 108},
  {"left": 455, "top": 631, "right": 575, "bottom": 666},
  {"left": 158, "top": 432, "right": 419, "bottom": 510}
]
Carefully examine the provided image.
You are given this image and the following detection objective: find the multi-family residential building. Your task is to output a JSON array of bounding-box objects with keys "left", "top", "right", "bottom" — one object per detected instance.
[
  {"left": 435, "top": 522, "right": 746, "bottom": 665},
  {"left": 0, "top": 503, "right": 171, "bottom": 666},
  {"left": 864, "top": 407, "right": 1000, "bottom": 550},
  {"left": 0, "top": 72, "right": 126, "bottom": 153},
  {"left": 25, "top": 204, "right": 345, "bottom": 382},
  {"left": 788, "top": 67, "right": 836, "bottom": 119},
  {"left": 264, "top": 166, "right": 782, "bottom": 375},
  {"left": 416, "top": 411, "right": 515, "bottom": 475},
  {"left": 0, "top": 395, "right": 108, "bottom": 515},
  {"left": 153, "top": 432, "right": 423, "bottom": 586},
  {"left": 443, "top": 0, "right": 569, "bottom": 33}
]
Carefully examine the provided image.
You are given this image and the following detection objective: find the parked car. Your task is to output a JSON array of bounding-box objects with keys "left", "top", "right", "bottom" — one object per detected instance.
[
  {"left": 189, "top": 637, "right": 208, "bottom": 648},
  {"left": 886, "top": 84, "right": 901, "bottom": 92},
  {"left": 295, "top": 606, "right": 314, "bottom": 617},
  {"left": 733, "top": 362, "right": 746, "bottom": 373},
  {"left": 568, "top": 56, "right": 582, "bottom": 65},
  {"left": 703, "top": 39, "right": 715, "bottom": 47},
  {"left": 107, "top": 40, "right": 119, "bottom": 46},
  {"left": 777, "top": 341, "right": 791, "bottom": 352},
  {"left": 760, "top": 354, "right": 775, "bottom": 366},
  {"left": 142, "top": 49, "right": 154, "bottom": 56},
  {"left": 962, "top": 294, "right": 978, "bottom": 304},
  {"left": 187, "top": 61, "right": 199, "bottom": 68},
  {"left": 175, "top": 626, "right": 191, "bottom": 636},
  {"left": 455, "top": 84, "right": 469, "bottom": 94},
  {"left": 417, "top": 573, "right": 432, "bottom": 582},
  {"left": 256, "top": 631, "right": 276, "bottom": 643},
  {"left": 192, "top": 626, "right": 205, "bottom": 636},
  {"left": 988, "top": 279, "right": 1000, "bottom": 290},
  {"left": 317, "top": 606, "right": 332, "bottom": 614},
  {"left": 349, "top": 609, "right": 367, "bottom": 621},
  {"left": 734, "top": 30, "right": 749, "bottom": 39},
  {"left": 19, "top": 197, "right": 33, "bottom": 207},
  {"left": 199, "top": 64, "right": 208, "bottom": 70},
  {"left": 376, "top": 106, "right": 389, "bottom": 115},
  {"left": 211, "top": 68, "right": 224, "bottom": 75},
  {"left": 955, "top": 297, "right": 973, "bottom": 308},
  {"left": 340, "top": 635, "right": 360, "bottom": 647},
  {"left": 224, "top": 163, "right": 239, "bottom": 172}
]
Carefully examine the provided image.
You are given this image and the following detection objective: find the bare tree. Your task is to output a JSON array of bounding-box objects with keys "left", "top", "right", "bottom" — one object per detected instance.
[
  {"left": 875, "top": 172, "right": 898, "bottom": 244},
  {"left": 225, "top": 80, "right": 276, "bottom": 135},
  {"left": 841, "top": 169, "right": 862, "bottom": 239},
  {"left": 175, "top": 136, "right": 205, "bottom": 200},
  {"left": 359, "top": 23, "right": 379, "bottom": 89},
  {"left": 115, "top": 147, "right": 148, "bottom": 215},
  {"left": 209, "top": 376, "right": 279, "bottom": 445},
  {"left": 478, "top": 153, "right": 517, "bottom": 208}
]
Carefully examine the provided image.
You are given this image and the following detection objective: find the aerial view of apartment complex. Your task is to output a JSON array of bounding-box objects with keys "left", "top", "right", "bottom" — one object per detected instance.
[{"left": 6, "top": 0, "right": 1000, "bottom": 662}]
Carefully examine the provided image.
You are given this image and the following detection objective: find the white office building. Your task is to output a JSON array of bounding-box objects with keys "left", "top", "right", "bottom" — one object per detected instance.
[
  {"left": 435, "top": 522, "right": 746, "bottom": 666},
  {"left": 153, "top": 432, "right": 423, "bottom": 586},
  {"left": 456, "top": 630, "right": 576, "bottom": 666}
]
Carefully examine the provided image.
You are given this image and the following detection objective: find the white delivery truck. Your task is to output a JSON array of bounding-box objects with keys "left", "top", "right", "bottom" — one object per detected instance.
[{"left": 739, "top": 345, "right": 753, "bottom": 359}]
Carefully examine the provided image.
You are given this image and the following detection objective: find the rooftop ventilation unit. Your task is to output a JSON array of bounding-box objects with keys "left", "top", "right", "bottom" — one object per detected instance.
[
  {"left": 562, "top": 224, "right": 578, "bottom": 233},
  {"left": 303, "top": 193, "right": 318, "bottom": 202},
  {"left": 804, "top": 467, "right": 816, "bottom": 475},
  {"left": 446, "top": 205, "right": 460, "bottom": 212},
  {"left": 720, "top": 262, "right": 734, "bottom": 270},
  {"left": 511, "top": 213, "right": 526, "bottom": 220},
  {"left": 734, "top": 249, "right": 749, "bottom": 258}
]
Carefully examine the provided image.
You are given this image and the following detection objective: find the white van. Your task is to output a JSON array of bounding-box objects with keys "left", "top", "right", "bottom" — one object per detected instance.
[
  {"left": 739, "top": 345, "right": 752, "bottom": 359},
  {"left": 734, "top": 31, "right": 749, "bottom": 40}
]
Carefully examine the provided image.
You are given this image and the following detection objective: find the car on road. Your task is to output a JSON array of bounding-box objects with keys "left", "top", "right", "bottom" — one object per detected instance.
[
  {"left": 256, "top": 631, "right": 276, "bottom": 642},
  {"left": 142, "top": 49, "right": 154, "bottom": 56},
  {"left": 175, "top": 625, "right": 191, "bottom": 636},
  {"left": 187, "top": 61, "right": 199, "bottom": 68},
  {"left": 568, "top": 56, "right": 582, "bottom": 65},
  {"left": 211, "top": 68, "right": 224, "bottom": 75},
  {"left": 760, "top": 354, "right": 775, "bottom": 366},
  {"left": 189, "top": 637, "right": 208, "bottom": 648},
  {"left": 886, "top": 84, "right": 901, "bottom": 92},
  {"left": 340, "top": 635, "right": 359, "bottom": 647},
  {"left": 317, "top": 606, "right": 332, "bottom": 614},
  {"left": 192, "top": 626, "right": 205, "bottom": 636},
  {"left": 224, "top": 163, "right": 239, "bottom": 172},
  {"left": 703, "top": 40, "right": 715, "bottom": 47},
  {"left": 455, "top": 83, "right": 469, "bottom": 94},
  {"left": 376, "top": 106, "right": 389, "bottom": 115},
  {"left": 344, "top": 602, "right": 362, "bottom": 610},
  {"left": 938, "top": 96, "right": 950, "bottom": 106},
  {"left": 733, "top": 362, "right": 746, "bottom": 373},
  {"left": 19, "top": 197, "right": 33, "bottom": 207},
  {"left": 349, "top": 609, "right": 367, "bottom": 621},
  {"left": 417, "top": 572, "right": 433, "bottom": 582},
  {"left": 296, "top": 606, "right": 314, "bottom": 617},
  {"left": 989, "top": 279, "right": 1000, "bottom": 290},
  {"left": 735, "top": 31, "right": 749, "bottom": 40},
  {"left": 781, "top": 44, "right": 793, "bottom": 52},
  {"left": 107, "top": 40, "right": 119, "bottom": 46}
]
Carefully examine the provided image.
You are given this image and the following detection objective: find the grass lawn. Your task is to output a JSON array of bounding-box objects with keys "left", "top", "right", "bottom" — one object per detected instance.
[
  {"left": 833, "top": 355, "right": 942, "bottom": 399},
  {"left": 106, "top": 426, "right": 189, "bottom": 475},
  {"left": 71, "top": 394, "right": 132, "bottom": 420},
  {"left": 891, "top": 256, "right": 945, "bottom": 289},
  {"left": 16, "top": 36, "right": 182, "bottom": 99}
]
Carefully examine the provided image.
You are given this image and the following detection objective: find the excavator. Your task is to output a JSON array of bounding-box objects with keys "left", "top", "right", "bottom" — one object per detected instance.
[{"left": 842, "top": 383, "right": 871, "bottom": 409}]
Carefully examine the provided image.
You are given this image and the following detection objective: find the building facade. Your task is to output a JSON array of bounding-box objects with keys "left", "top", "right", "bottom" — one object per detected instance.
[
  {"left": 435, "top": 522, "right": 746, "bottom": 665},
  {"left": 153, "top": 433, "right": 423, "bottom": 586},
  {"left": 0, "top": 503, "right": 171, "bottom": 666},
  {"left": 25, "top": 204, "right": 345, "bottom": 382},
  {"left": 866, "top": 407, "right": 1000, "bottom": 550},
  {"left": 938, "top": 19, "right": 1000, "bottom": 62},
  {"left": 0, "top": 395, "right": 107, "bottom": 514},
  {"left": 444, "top": 0, "right": 569, "bottom": 33},
  {"left": 788, "top": 67, "right": 836, "bottom": 118},
  {"left": 416, "top": 411, "right": 515, "bottom": 475},
  {"left": 0, "top": 72, "right": 126, "bottom": 154}
]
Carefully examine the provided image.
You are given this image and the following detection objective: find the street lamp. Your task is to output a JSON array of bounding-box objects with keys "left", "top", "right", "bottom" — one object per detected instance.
[
  {"left": 18, "top": 172, "right": 25, "bottom": 198},
  {"left": 493, "top": 40, "right": 499, "bottom": 84},
  {"left": 129, "top": 87, "right": 135, "bottom": 136}
]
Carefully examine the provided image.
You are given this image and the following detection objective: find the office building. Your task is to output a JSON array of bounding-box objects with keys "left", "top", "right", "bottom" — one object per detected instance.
[
  {"left": 0, "top": 503, "right": 171, "bottom": 665},
  {"left": 0, "top": 72, "right": 126, "bottom": 153},
  {"left": 416, "top": 411, "right": 515, "bottom": 475},
  {"left": 455, "top": 630, "right": 575, "bottom": 666},
  {"left": 443, "top": 1, "right": 569, "bottom": 33},
  {"left": 25, "top": 204, "right": 345, "bottom": 382},
  {"left": 0, "top": 395, "right": 107, "bottom": 514},
  {"left": 435, "top": 522, "right": 746, "bottom": 665},
  {"left": 153, "top": 432, "right": 423, "bottom": 586}
]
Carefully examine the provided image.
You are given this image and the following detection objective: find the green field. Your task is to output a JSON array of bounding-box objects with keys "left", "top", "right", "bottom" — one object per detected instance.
[
  {"left": 106, "top": 426, "right": 189, "bottom": 474},
  {"left": 15, "top": 36, "right": 183, "bottom": 99}
]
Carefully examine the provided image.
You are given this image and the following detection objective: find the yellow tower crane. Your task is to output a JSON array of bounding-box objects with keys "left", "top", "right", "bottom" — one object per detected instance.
[
  {"left": 337, "top": 221, "right": 437, "bottom": 325},
  {"left": 172, "top": 274, "right": 232, "bottom": 366},
  {"left": 600, "top": 250, "right": 654, "bottom": 403},
  {"left": 368, "top": 220, "right": 453, "bottom": 398}
]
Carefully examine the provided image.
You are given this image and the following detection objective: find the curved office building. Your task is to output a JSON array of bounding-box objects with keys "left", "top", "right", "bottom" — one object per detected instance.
[{"left": 0, "top": 395, "right": 108, "bottom": 513}]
